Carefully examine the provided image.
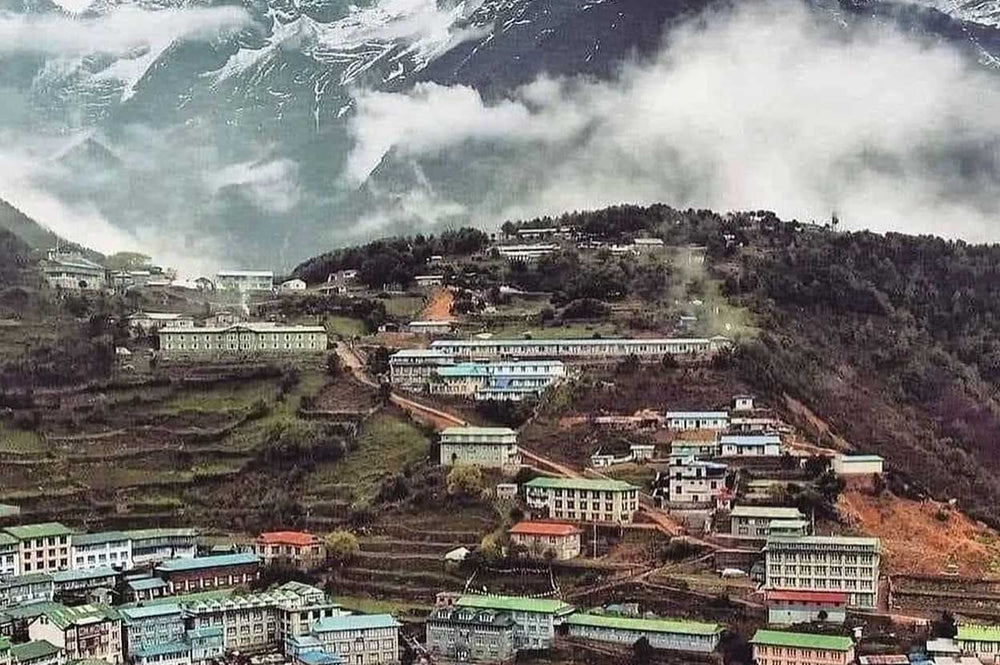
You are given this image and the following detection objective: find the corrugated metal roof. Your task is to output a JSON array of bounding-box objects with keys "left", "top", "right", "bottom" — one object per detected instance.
[
  {"left": 312, "top": 614, "right": 400, "bottom": 632},
  {"left": 3, "top": 523, "right": 73, "bottom": 540},
  {"left": 455, "top": 595, "right": 573, "bottom": 615},
  {"left": 509, "top": 522, "right": 581, "bottom": 537},
  {"left": 524, "top": 477, "right": 636, "bottom": 492},
  {"left": 156, "top": 553, "right": 258, "bottom": 572},
  {"left": 751, "top": 629, "right": 853, "bottom": 651},
  {"left": 565, "top": 612, "right": 721, "bottom": 636}
]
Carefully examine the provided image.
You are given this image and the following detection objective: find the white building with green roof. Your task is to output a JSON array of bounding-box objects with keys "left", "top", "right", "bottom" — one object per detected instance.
[
  {"left": 455, "top": 595, "right": 574, "bottom": 650},
  {"left": 28, "top": 604, "right": 122, "bottom": 665},
  {"left": 71, "top": 532, "right": 132, "bottom": 572},
  {"left": 439, "top": 426, "right": 520, "bottom": 468},
  {"left": 765, "top": 535, "right": 881, "bottom": 610},
  {"left": 2, "top": 524, "right": 73, "bottom": 574},
  {"left": 730, "top": 505, "right": 807, "bottom": 539},
  {"left": 524, "top": 477, "right": 640, "bottom": 524},
  {"left": 751, "top": 629, "right": 854, "bottom": 665},
  {"left": 564, "top": 613, "right": 723, "bottom": 653},
  {"left": 955, "top": 624, "right": 1000, "bottom": 662}
]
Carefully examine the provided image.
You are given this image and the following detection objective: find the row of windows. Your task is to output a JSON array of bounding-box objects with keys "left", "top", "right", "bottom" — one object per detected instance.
[{"left": 768, "top": 553, "right": 877, "bottom": 563}]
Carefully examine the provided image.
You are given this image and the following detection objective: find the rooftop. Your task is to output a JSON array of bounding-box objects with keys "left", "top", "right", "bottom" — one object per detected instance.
[
  {"left": 160, "top": 324, "right": 326, "bottom": 334},
  {"left": 839, "top": 454, "right": 885, "bottom": 463},
  {"left": 565, "top": 613, "right": 722, "bottom": 636},
  {"left": 10, "top": 640, "right": 62, "bottom": 663},
  {"left": 766, "top": 590, "right": 848, "bottom": 604},
  {"left": 217, "top": 270, "right": 273, "bottom": 277},
  {"left": 0, "top": 533, "right": 17, "bottom": 546},
  {"left": 312, "top": 614, "right": 400, "bottom": 632},
  {"left": 751, "top": 630, "right": 853, "bottom": 651},
  {"left": 3, "top": 523, "right": 73, "bottom": 541},
  {"left": 956, "top": 624, "right": 1000, "bottom": 643},
  {"left": 122, "top": 528, "right": 197, "bottom": 540},
  {"left": 156, "top": 552, "right": 259, "bottom": 572},
  {"left": 766, "top": 535, "right": 880, "bottom": 551},
  {"left": 720, "top": 434, "right": 782, "bottom": 444},
  {"left": 666, "top": 411, "right": 729, "bottom": 419},
  {"left": 509, "top": 521, "right": 581, "bottom": 537},
  {"left": 41, "top": 603, "right": 119, "bottom": 630},
  {"left": 51, "top": 566, "right": 118, "bottom": 583},
  {"left": 441, "top": 426, "right": 517, "bottom": 439},
  {"left": 524, "top": 477, "right": 637, "bottom": 492},
  {"left": 390, "top": 349, "right": 451, "bottom": 358},
  {"left": 127, "top": 578, "right": 169, "bottom": 591},
  {"left": 0, "top": 573, "right": 52, "bottom": 589},
  {"left": 455, "top": 594, "right": 574, "bottom": 615},
  {"left": 119, "top": 604, "right": 183, "bottom": 621},
  {"left": 257, "top": 531, "right": 320, "bottom": 547},
  {"left": 431, "top": 337, "right": 721, "bottom": 348},
  {"left": 71, "top": 531, "right": 130, "bottom": 546},
  {"left": 731, "top": 505, "right": 805, "bottom": 520}
]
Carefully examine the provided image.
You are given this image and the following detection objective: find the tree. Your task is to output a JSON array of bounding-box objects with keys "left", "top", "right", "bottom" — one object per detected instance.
[
  {"left": 447, "top": 465, "right": 484, "bottom": 500},
  {"left": 326, "top": 353, "right": 343, "bottom": 377},
  {"left": 932, "top": 611, "right": 957, "bottom": 638},
  {"left": 631, "top": 636, "right": 654, "bottom": 665},
  {"left": 324, "top": 529, "right": 360, "bottom": 566},
  {"left": 616, "top": 354, "right": 640, "bottom": 375},
  {"left": 478, "top": 533, "right": 502, "bottom": 563},
  {"left": 661, "top": 353, "right": 679, "bottom": 370}
]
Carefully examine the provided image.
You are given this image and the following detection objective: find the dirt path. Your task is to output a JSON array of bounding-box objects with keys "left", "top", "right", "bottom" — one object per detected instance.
[{"left": 419, "top": 287, "right": 454, "bottom": 321}]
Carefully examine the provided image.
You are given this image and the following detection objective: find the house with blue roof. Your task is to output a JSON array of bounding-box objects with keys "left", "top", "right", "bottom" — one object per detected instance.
[
  {"left": 154, "top": 554, "right": 260, "bottom": 594},
  {"left": 309, "top": 615, "right": 400, "bottom": 665}
]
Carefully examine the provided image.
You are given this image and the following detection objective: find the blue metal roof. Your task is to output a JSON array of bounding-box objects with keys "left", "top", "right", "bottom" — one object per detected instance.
[
  {"left": 155, "top": 553, "right": 258, "bottom": 572},
  {"left": 127, "top": 578, "right": 168, "bottom": 591},
  {"left": 51, "top": 566, "right": 118, "bottom": 583},
  {"left": 297, "top": 651, "right": 341, "bottom": 665},
  {"left": 312, "top": 614, "right": 400, "bottom": 632},
  {"left": 119, "top": 604, "right": 182, "bottom": 620}
]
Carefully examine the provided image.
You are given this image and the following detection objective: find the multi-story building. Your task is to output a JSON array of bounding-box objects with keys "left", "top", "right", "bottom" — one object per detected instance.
[
  {"left": 428, "top": 360, "right": 565, "bottom": 400},
  {"left": 388, "top": 350, "right": 455, "bottom": 390},
  {"left": 751, "top": 629, "right": 854, "bottom": 665},
  {"left": 71, "top": 532, "right": 133, "bottom": 571},
  {"left": 564, "top": 613, "right": 722, "bottom": 653},
  {"left": 0, "top": 574, "right": 54, "bottom": 608},
  {"left": 128, "top": 313, "right": 194, "bottom": 334},
  {"left": 407, "top": 320, "right": 453, "bottom": 335},
  {"left": 8, "top": 640, "right": 66, "bottom": 665},
  {"left": 665, "top": 412, "right": 729, "bottom": 431},
  {"left": 657, "top": 458, "right": 728, "bottom": 509},
  {"left": 51, "top": 566, "right": 118, "bottom": 600},
  {"left": 41, "top": 251, "right": 106, "bottom": 291},
  {"left": 158, "top": 324, "right": 327, "bottom": 359},
  {"left": 719, "top": 434, "right": 782, "bottom": 457},
  {"left": 124, "top": 529, "right": 197, "bottom": 567},
  {"left": 766, "top": 590, "right": 848, "bottom": 625},
  {"left": 495, "top": 244, "right": 559, "bottom": 262},
  {"left": 154, "top": 553, "right": 260, "bottom": 594},
  {"left": 120, "top": 604, "right": 224, "bottom": 665},
  {"left": 28, "top": 604, "right": 123, "bottom": 665},
  {"left": 524, "top": 478, "right": 639, "bottom": 525},
  {"left": 955, "top": 624, "right": 1000, "bottom": 663},
  {"left": 508, "top": 522, "right": 581, "bottom": 560},
  {"left": 669, "top": 431, "right": 721, "bottom": 461},
  {"left": 252, "top": 532, "right": 326, "bottom": 571},
  {"left": 215, "top": 270, "right": 273, "bottom": 292},
  {"left": 0, "top": 534, "right": 18, "bottom": 577},
  {"left": 730, "top": 506, "right": 807, "bottom": 539},
  {"left": 453, "top": 595, "right": 574, "bottom": 650},
  {"left": 3, "top": 524, "right": 73, "bottom": 574},
  {"left": 439, "top": 427, "right": 521, "bottom": 468},
  {"left": 309, "top": 615, "right": 400, "bottom": 665},
  {"left": 124, "top": 578, "right": 170, "bottom": 603},
  {"left": 764, "top": 536, "right": 881, "bottom": 609},
  {"left": 429, "top": 337, "right": 730, "bottom": 361},
  {"left": 425, "top": 606, "right": 515, "bottom": 663}
]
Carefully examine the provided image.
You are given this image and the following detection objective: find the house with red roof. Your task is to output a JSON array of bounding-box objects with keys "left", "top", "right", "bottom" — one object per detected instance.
[
  {"left": 253, "top": 532, "right": 325, "bottom": 570},
  {"left": 508, "top": 522, "right": 581, "bottom": 560}
]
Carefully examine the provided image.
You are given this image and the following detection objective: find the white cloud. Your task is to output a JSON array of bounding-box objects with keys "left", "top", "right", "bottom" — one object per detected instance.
[
  {"left": 345, "top": 0, "right": 1000, "bottom": 240},
  {"left": 208, "top": 158, "right": 301, "bottom": 214}
]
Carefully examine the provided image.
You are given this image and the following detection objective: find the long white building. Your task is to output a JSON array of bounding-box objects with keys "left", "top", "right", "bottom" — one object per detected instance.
[
  {"left": 215, "top": 270, "right": 273, "bottom": 292},
  {"left": 429, "top": 337, "right": 730, "bottom": 361},
  {"left": 438, "top": 427, "right": 520, "bottom": 468},
  {"left": 158, "top": 324, "right": 327, "bottom": 358}
]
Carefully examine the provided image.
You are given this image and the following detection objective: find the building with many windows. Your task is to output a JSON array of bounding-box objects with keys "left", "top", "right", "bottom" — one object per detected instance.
[
  {"left": 71, "top": 532, "right": 132, "bottom": 571},
  {"left": 158, "top": 325, "right": 327, "bottom": 359},
  {"left": 564, "top": 613, "right": 722, "bottom": 653},
  {"left": 0, "top": 574, "right": 54, "bottom": 608},
  {"left": 764, "top": 536, "right": 881, "bottom": 609},
  {"left": 524, "top": 478, "right": 639, "bottom": 525},
  {"left": 657, "top": 458, "right": 728, "bottom": 509},
  {"left": 425, "top": 606, "right": 515, "bottom": 663},
  {"left": 124, "top": 529, "right": 197, "bottom": 567},
  {"left": 665, "top": 412, "right": 729, "bottom": 431},
  {"left": 154, "top": 554, "right": 260, "bottom": 594},
  {"left": 453, "top": 595, "right": 573, "bottom": 651},
  {"left": 0, "top": 534, "right": 18, "bottom": 577},
  {"left": 41, "top": 251, "right": 106, "bottom": 291},
  {"left": 388, "top": 349, "right": 455, "bottom": 390},
  {"left": 51, "top": 566, "right": 118, "bottom": 600},
  {"left": 309, "top": 615, "right": 400, "bottom": 665},
  {"left": 751, "top": 629, "right": 854, "bottom": 665},
  {"left": 28, "top": 604, "right": 123, "bottom": 665},
  {"left": 252, "top": 532, "right": 326, "bottom": 571},
  {"left": 429, "top": 337, "right": 730, "bottom": 361},
  {"left": 439, "top": 427, "right": 521, "bottom": 468},
  {"left": 215, "top": 270, "right": 273, "bottom": 292},
  {"left": 730, "top": 506, "right": 807, "bottom": 539},
  {"left": 955, "top": 624, "right": 1000, "bottom": 663},
  {"left": 719, "top": 434, "right": 783, "bottom": 457},
  {"left": 3, "top": 524, "right": 73, "bottom": 574},
  {"left": 507, "top": 522, "right": 581, "bottom": 561}
]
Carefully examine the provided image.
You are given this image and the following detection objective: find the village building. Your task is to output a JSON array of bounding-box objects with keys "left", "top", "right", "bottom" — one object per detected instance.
[
  {"left": 766, "top": 590, "right": 848, "bottom": 625},
  {"left": 669, "top": 431, "right": 721, "bottom": 461},
  {"left": 733, "top": 395, "right": 755, "bottom": 411},
  {"left": 29, "top": 604, "right": 123, "bottom": 665},
  {"left": 955, "top": 624, "right": 1000, "bottom": 663},
  {"left": 50, "top": 567, "right": 118, "bottom": 601},
  {"left": 7, "top": 641, "right": 65, "bottom": 665},
  {"left": 154, "top": 553, "right": 260, "bottom": 594},
  {"left": 524, "top": 477, "right": 639, "bottom": 524},
  {"left": 41, "top": 251, "right": 106, "bottom": 291},
  {"left": 158, "top": 324, "right": 327, "bottom": 359},
  {"left": 429, "top": 337, "right": 730, "bottom": 361},
  {"left": 439, "top": 427, "right": 521, "bottom": 468},
  {"left": 764, "top": 535, "right": 881, "bottom": 609},
  {"left": 429, "top": 360, "right": 565, "bottom": 401},
  {"left": 121, "top": 604, "right": 225, "bottom": 665},
  {"left": 215, "top": 270, "right": 273, "bottom": 292},
  {"left": 3, "top": 524, "right": 73, "bottom": 574},
  {"left": 751, "top": 629, "right": 854, "bottom": 665},
  {"left": 71, "top": 532, "right": 132, "bottom": 571},
  {"left": 308, "top": 615, "right": 400, "bottom": 665},
  {"left": 124, "top": 577, "right": 169, "bottom": 603},
  {"left": 413, "top": 275, "right": 444, "bottom": 287},
  {"left": 453, "top": 595, "right": 574, "bottom": 650},
  {"left": 252, "top": 532, "right": 326, "bottom": 570},
  {"left": 128, "top": 313, "right": 194, "bottom": 334},
  {"left": 665, "top": 412, "right": 729, "bottom": 431},
  {"left": 719, "top": 434, "right": 783, "bottom": 457},
  {"left": 0, "top": 534, "right": 18, "bottom": 577},
  {"left": 495, "top": 244, "right": 559, "bottom": 262},
  {"left": 730, "top": 506, "right": 807, "bottom": 539},
  {"left": 407, "top": 320, "right": 454, "bottom": 335},
  {"left": 632, "top": 237, "right": 665, "bottom": 251},
  {"left": 831, "top": 455, "right": 885, "bottom": 476},
  {"left": 425, "top": 606, "right": 516, "bottom": 663},
  {"left": 280, "top": 279, "right": 307, "bottom": 292},
  {"left": 729, "top": 413, "right": 782, "bottom": 433},
  {"left": 0, "top": 574, "right": 54, "bottom": 608},
  {"left": 564, "top": 613, "right": 722, "bottom": 653},
  {"left": 124, "top": 529, "right": 197, "bottom": 567},
  {"left": 388, "top": 349, "right": 455, "bottom": 390},
  {"left": 508, "top": 522, "right": 581, "bottom": 560},
  {"left": 658, "top": 458, "right": 728, "bottom": 509},
  {"left": 496, "top": 484, "right": 519, "bottom": 501}
]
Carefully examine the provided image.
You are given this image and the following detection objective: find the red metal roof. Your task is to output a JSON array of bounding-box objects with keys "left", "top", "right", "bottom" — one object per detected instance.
[
  {"left": 257, "top": 531, "right": 320, "bottom": 546},
  {"left": 509, "top": 521, "right": 581, "bottom": 537},
  {"left": 767, "top": 589, "right": 849, "bottom": 604}
]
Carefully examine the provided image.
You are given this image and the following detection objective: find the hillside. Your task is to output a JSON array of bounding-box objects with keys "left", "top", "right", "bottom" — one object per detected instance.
[{"left": 0, "top": 197, "right": 102, "bottom": 262}]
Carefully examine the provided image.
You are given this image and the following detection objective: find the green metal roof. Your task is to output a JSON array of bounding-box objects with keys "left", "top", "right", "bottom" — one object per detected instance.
[
  {"left": 566, "top": 613, "right": 722, "bottom": 636},
  {"left": 155, "top": 552, "right": 258, "bottom": 572},
  {"left": 751, "top": 630, "right": 853, "bottom": 651},
  {"left": 2, "top": 602, "right": 65, "bottom": 621},
  {"left": 10, "top": 640, "right": 62, "bottom": 663},
  {"left": 957, "top": 625, "right": 1000, "bottom": 643},
  {"left": 0, "top": 533, "right": 17, "bottom": 546},
  {"left": 0, "top": 638, "right": 8, "bottom": 652},
  {"left": 42, "top": 603, "right": 119, "bottom": 629},
  {"left": 766, "top": 535, "right": 880, "bottom": 550},
  {"left": 441, "top": 426, "right": 517, "bottom": 437},
  {"left": 456, "top": 594, "right": 574, "bottom": 615},
  {"left": 312, "top": 614, "right": 400, "bottom": 632},
  {"left": 524, "top": 477, "right": 637, "bottom": 492},
  {"left": 0, "top": 504, "right": 19, "bottom": 518},
  {"left": 731, "top": 506, "right": 805, "bottom": 520},
  {"left": 3, "top": 523, "right": 73, "bottom": 541},
  {"left": 71, "top": 531, "right": 129, "bottom": 546},
  {"left": 122, "top": 528, "right": 197, "bottom": 540}
]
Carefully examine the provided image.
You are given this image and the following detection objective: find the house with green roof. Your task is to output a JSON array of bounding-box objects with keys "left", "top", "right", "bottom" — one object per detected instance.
[
  {"left": 8, "top": 640, "right": 65, "bottom": 665},
  {"left": 70, "top": 532, "right": 132, "bottom": 572},
  {"left": 455, "top": 595, "right": 574, "bottom": 650},
  {"left": 439, "top": 426, "right": 521, "bottom": 468},
  {"left": 1, "top": 524, "right": 72, "bottom": 575},
  {"left": 751, "top": 629, "right": 854, "bottom": 665},
  {"left": 524, "top": 477, "right": 640, "bottom": 524},
  {"left": 28, "top": 604, "right": 122, "bottom": 665},
  {"left": 565, "top": 613, "right": 723, "bottom": 653},
  {"left": 730, "top": 505, "right": 807, "bottom": 539},
  {"left": 956, "top": 623, "right": 1000, "bottom": 662},
  {"left": 0, "top": 573, "right": 54, "bottom": 608}
]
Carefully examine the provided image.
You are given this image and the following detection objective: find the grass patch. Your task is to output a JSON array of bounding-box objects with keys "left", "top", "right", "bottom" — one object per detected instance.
[
  {"left": 157, "top": 380, "right": 279, "bottom": 414},
  {"left": 331, "top": 595, "right": 433, "bottom": 616},
  {"left": 0, "top": 422, "right": 47, "bottom": 453},
  {"left": 604, "top": 464, "right": 657, "bottom": 491},
  {"left": 382, "top": 296, "right": 426, "bottom": 320},
  {"left": 324, "top": 316, "right": 367, "bottom": 339},
  {"left": 486, "top": 322, "right": 622, "bottom": 339}
]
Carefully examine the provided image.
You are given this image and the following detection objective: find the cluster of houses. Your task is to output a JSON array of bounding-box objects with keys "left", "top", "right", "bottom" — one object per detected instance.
[{"left": 390, "top": 351, "right": 566, "bottom": 401}]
